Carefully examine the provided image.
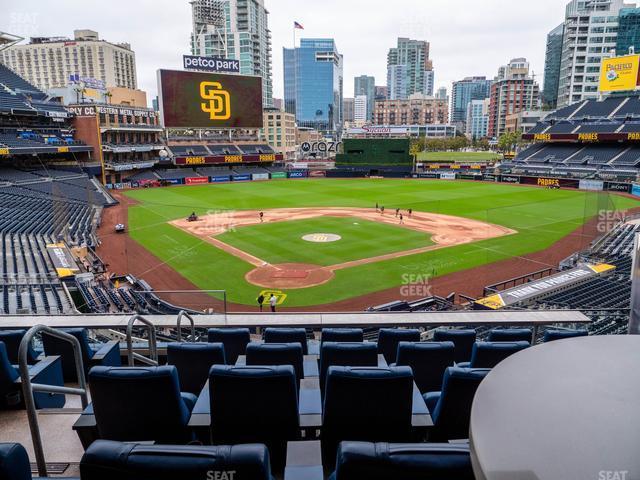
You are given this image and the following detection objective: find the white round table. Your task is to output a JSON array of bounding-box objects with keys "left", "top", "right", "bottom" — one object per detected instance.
[{"left": 470, "top": 335, "right": 640, "bottom": 480}]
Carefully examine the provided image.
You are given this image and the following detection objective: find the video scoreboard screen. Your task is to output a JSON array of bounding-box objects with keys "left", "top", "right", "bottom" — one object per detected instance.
[{"left": 157, "top": 69, "right": 263, "bottom": 129}]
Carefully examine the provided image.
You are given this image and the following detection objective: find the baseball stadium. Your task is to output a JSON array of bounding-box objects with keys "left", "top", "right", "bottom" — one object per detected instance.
[{"left": 0, "top": 16, "right": 639, "bottom": 480}]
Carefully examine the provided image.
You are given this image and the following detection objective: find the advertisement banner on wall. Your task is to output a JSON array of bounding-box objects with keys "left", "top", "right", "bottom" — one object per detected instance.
[
  {"left": 211, "top": 175, "right": 231, "bottom": 183},
  {"left": 606, "top": 182, "right": 631, "bottom": 193},
  {"left": 270, "top": 172, "right": 287, "bottom": 179},
  {"left": 439, "top": 172, "right": 456, "bottom": 180},
  {"left": 288, "top": 171, "right": 306, "bottom": 178},
  {"left": 500, "top": 175, "right": 520, "bottom": 184},
  {"left": 483, "top": 174, "right": 497, "bottom": 182},
  {"left": 252, "top": 173, "right": 269, "bottom": 181},
  {"left": 185, "top": 177, "right": 209, "bottom": 185},
  {"left": 632, "top": 184, "right": 640, "bottom": 197},
  {"left": 579, "top": 179, "right": 605, "bottom": 191},
  {"left": 233, "top": 175, "right": 251, "bottom": 182},
  {"left": 164, "top": 178, "right": 183, "bottom": 185},
  {"left": 418, "top": 173, "right": 439, "bottom": 179}
]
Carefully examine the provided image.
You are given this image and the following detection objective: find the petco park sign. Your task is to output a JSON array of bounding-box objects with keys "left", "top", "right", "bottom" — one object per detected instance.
[{"left": 183, "top": 55, "right": 240, "bottom": 73}]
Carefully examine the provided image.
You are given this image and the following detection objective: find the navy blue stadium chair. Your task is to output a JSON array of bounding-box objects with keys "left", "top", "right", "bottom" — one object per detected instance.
[
  {"left": 209, "top": 365, "right": 300, "bottom": 471},
  {"left": 458, "top": 341, "right": 529, "bottom": 369},
  {"left": 0, "top": 330, "right": 39, "bottom": 365},
  {"left": 322, "top": 366, "right": 414, "bottom": 467},
  {"left": 0, "top": 443, "right": 31, "bottom": 480},
  {"left": 423, "top": 367, "right": 490, "bottom": 441},
  {"left": 319, "top": 342, "right": 378, "bottom": 393},
  {"left": 42, "top": 328, "right": 121, "bottom": 382},
  {"left": 321, "top": 328, "right": 364, "bottom": 343},
  {"left": 245, "top": 342, "right": 304, "bottom": 382},
  {"left": 393, "top": 341, "right": 455, "bottom": 394},
  {"left": 263, "top": 328, "right": 308, "bottom": 355},
  {"left": 543, "top": 329, "right": 589, "bottom": 342},
  {"left": 377, "top": 328, "right": 421, "bottom": 364},
  {"left": 0, "top": 341, "right": 65, "bottom": 410},
  {"left": 166, "top": 342, "right": 225, "bottom": 395},
  {"left": 207, "top": 328, "right": 250, "bottom": 364},
  {"left": 89, "top": 366, "right": 196, "bottom": 444},
  {"left": 432, "top": 329, "right": 477, "bottom": 364},
  {"left": 487, "top": 328, "right": 533, "bottom": 343},
  {"left": 80, "top": 440, "right": 274, "bottom": 480},
  {"left": 330, "top": 441, "right": 474, "bottom": 480}
]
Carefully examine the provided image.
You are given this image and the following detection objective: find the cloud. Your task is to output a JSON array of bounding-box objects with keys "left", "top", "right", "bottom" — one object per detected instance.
[{"left": 2, "top": 0, "right": 568, "bottom": 102}]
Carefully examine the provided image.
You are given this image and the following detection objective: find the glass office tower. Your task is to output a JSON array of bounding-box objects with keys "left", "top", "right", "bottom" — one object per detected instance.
[{"left": 283, "top": 38, "right": 343, "bottom": 135}]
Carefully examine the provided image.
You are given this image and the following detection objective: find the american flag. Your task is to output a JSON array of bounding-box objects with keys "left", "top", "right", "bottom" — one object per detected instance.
[{"left": 294, "top": 21, "right": 304, "bottom": 30}]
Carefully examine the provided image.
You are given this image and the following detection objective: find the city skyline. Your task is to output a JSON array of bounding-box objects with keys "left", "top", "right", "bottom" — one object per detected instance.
[{"left": 3, "top": 0, "right": 568, "bottom": 101}]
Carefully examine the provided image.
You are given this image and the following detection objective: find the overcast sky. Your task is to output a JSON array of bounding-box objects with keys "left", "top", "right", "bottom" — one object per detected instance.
[{"left": 4, "top": 0, "right": 568, "bottom": 101}]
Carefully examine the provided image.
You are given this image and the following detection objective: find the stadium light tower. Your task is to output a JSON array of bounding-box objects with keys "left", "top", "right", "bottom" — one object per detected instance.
[{"left": 190, "top": 0, "right": 228, "bottom": 58}]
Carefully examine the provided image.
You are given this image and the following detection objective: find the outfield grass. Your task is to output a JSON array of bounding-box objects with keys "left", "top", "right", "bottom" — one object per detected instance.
[
  {"left": 417, "top": 151, "right": 501, "bottom": 162},
  {"left": 217, "top": 216, "right": 433, "bottom": 266},
  {"left": 124, "top": 179, "right": 640, "bottom": 307}
]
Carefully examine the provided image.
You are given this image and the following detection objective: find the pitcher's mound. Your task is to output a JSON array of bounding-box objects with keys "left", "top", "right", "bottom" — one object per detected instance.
[{"left": 246, "top": 263, "right": 334, "bottom": 289}]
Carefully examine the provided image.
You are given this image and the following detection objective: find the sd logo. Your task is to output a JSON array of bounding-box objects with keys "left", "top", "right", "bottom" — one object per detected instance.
[{"left": 200, "top": 81, "right": 231, "bottom": 120}]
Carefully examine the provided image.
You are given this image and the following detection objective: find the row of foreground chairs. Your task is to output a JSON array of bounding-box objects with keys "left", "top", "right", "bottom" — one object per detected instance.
[{"left": 0, "top": 439, "right": 476, "bottom": 479}]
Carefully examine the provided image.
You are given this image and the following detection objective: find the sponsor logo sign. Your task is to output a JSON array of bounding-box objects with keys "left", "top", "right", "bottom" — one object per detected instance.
[
  {"left": 439, "top": 172, "right": 456, "bottom": 180},
  {"left": 233, "top": 175, "right": 251, "bottom": 182},
  {"left": 483, "top": 174, "right": 497, "bottom": 181},
  {"left": 252, "top": 173, "right": 269, "bottom": 181},
  {"left": 599, "top": 54, "right": 640, "bottom": 93},
  {"left": 183, "top": 55, "right": 240, "bottom": 73},
  {"left": 606, "top": 182, "right": 630, "bottom": 193},
  {"left": 0, "top": 148, "right": 9, "bottom": 155},
  {"left": 632, "top": 184, "right": 640, "bottom": 197},
  {"left": 270, "top": 172, "right": 287, "bottom": 179},
  {"left": 300, "top": 141, "right": 342, "bottom": 153},
  {"left": 185, "top": 176, "right": 209, "bottom": 185},
  {"left": 288, "top": 171, "right": 306, "bottom": 178},
  {"left": 418, "top": 173, "right": 439, "bottom": 179},
  {"left": 579, "top": 179, "right": 604, "bottom": 191},
  {"left": 66, "top": 104, "right": 155, "bottom": 118},
  {"left": 211, "top": 175, "right": 231, "bottom": 183},
  {"left": 500, "top": 175, "right": 520, "bottom": 184}
]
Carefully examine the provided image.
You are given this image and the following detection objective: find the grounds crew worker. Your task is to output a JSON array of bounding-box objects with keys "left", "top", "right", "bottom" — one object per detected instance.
[{"left": 257, "top": 293, "right": 265, "bottom": 312}]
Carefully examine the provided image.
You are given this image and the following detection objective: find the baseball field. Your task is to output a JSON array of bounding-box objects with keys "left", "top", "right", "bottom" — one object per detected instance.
[{"left": 113, "top": 179, "right": 640, "bottom": 309}]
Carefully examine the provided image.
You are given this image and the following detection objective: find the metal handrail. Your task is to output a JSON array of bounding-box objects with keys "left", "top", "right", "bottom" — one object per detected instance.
[
  {"left": 18, "top": 325, "right": 89, "bottom": 477},
  {"left": 126, "top": 314, "right": 158, "bottom": 366},
  {"left": 176, "top": 310, "right": 196, "bottom": 342}
]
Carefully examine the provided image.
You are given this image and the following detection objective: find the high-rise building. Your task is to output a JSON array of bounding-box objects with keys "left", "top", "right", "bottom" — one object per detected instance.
[
  {"left": 465, "top": 99, "right": 490, "bottom": 140},
  {"left": 354, "top": 75, "right": 375, "bottom": 121},
  {"left": 543, "top": 23, "right": 564, "bottom": 109},
  {"left": 386, "top": 38, "right": 434, "bottom": 100},
  {"left": 557, "top": 0, "right": 633, "bottom": 107},
  {"left": 354, "top": 95, "right": 368, "bottom": 123},
  {"left": 617, "top": 7, "right": 640, "bottom": 55},
  {"left": 373, "top": 94, "right": 448, "bottom": 125},
  {"left": 488, "top": 58, "right": 540, "bottom": 139},
  {"left": 190, "top": 0, "right": 273, "bottom": 107},
  {"left": 435, "top": 86, "right": 448, "bottom": 100},
  {"left": 343, "top": 97, "right": 355, "bottom": 123},
  {"left": 261, "top": 108, "right": 296, "bottom": 159},
  {"left": 0, "top": 30, "right": 137, "bottom": 91},
  {"left": 375, "top": 85, "right": 388, "bottom": 101},
  {"left": 283, "top": 38, "right": 343, "bottom": 134},
  {"left": 450, "top": 76, "right": 492, "bottom": 130}
]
